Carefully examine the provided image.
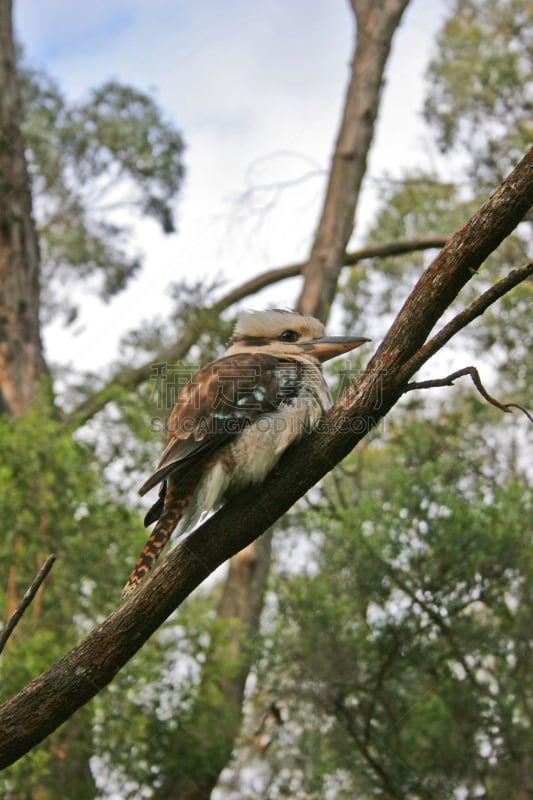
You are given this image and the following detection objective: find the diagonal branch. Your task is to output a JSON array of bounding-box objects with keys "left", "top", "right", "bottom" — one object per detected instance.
[
  {"left": 0, "top": 555, "right": 56, "bottom": 655},
  {"left": 367, "top": 147, "right": 533, "bottom": 386},
  {"left": 397, "top": 260, "right": 533, "bottom": 384},
  {"left": 0, "top": 150, "right": 531, "bottom": 770}
]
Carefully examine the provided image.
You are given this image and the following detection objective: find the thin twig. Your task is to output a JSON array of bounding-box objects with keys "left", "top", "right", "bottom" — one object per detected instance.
[
  {"left": 397, "top": 261, "right": 533, "bottom": 384},
  {"left": 405, "top": 366, "right": 533, "bottom": 423},
  {"left": 0, "top": 555, "right": 56, "bottom": 655}
]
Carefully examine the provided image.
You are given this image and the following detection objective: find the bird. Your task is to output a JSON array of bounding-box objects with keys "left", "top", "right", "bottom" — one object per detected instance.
[{"left": 122, "top": 309, "right": 369, "bottom": 595}]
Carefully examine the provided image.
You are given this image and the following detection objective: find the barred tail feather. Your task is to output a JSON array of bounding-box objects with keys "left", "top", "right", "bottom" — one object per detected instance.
[{"left": 122, "top": 476, "right": 197, "bottom": 596}]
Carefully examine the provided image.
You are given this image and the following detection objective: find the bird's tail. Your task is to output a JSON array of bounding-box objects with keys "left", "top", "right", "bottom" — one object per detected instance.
[{"left": 122, "top": 474, "right": 197, "bottom": 596}]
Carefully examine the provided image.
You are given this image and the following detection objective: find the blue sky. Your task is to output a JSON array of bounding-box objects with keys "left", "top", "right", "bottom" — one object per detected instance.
[{"left": 14, "top": 0, "right": 448, "bottom": 372}]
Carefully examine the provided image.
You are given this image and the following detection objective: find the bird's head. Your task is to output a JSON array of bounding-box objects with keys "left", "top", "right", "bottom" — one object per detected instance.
[{"left": 225, "top": 309, "right": 369, "bottom": 363}]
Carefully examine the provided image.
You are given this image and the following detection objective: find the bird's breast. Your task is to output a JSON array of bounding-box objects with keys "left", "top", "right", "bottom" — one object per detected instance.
[
  {"left": 226, "top": 387, "right": 330, "bottom": 488},
  {"left": 177, "top": 378, "right": 331, "bottom": 532}
]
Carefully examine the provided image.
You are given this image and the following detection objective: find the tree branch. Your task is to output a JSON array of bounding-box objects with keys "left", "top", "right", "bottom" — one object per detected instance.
[
  {"left": 333, "top": 692, "right": 404, "bottom": 800},
  {"left": 67, "top": 236, "right": 447, "bottom": 428},
  {"left": 370, "top": 148, "right": 533, "bottom": 383},
  {"left": 397, "top": 260, "right": 533, "bottom": 384},
  {"left": 0, "top": 149, "right": 531, "bottom": 769},
  {"left": 405, "top": 366, "right": 533, "bottom": 422},
  {"left": 0, "top": 555, "right": 56, "bottom": 655},
  {"left": 355, "top": 531, "right": 495, "bottom": 698}
]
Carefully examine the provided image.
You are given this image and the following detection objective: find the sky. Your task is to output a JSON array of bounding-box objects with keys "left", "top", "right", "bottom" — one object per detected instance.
[{"left": 14, "top": 0, "right": 449, "bottom": 375}]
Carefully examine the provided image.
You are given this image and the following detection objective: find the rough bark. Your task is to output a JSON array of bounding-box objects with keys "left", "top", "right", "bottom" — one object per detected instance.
[
  {"left": 298, "top": 0, "right": 410, "bottom": 319},
  {"left": 0, "top": 0, "right": 47, "bottom": 416},
  {"left": 0, "top": 144, "right": 530, "bottom": 774}
]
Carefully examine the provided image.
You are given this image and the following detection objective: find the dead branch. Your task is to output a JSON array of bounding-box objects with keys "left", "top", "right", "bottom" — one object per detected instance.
[
  {"left": 405, "top": 366, "right": 533, "bottom": 422},
  {"left": 0, "top": 555, "right": 56, "bottom": 655}
]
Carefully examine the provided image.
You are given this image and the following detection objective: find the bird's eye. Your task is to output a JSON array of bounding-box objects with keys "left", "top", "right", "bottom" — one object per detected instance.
[{"left": 279, "top": 329, "right": 299, "bottom": 342}]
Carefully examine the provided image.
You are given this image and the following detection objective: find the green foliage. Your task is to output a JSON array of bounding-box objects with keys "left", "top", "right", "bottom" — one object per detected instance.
[
  {"left": 256, "top": 414, "right": 533, "bottom": 799},
  {"left": 91, "top": 592, "right": 250, "bottom": 798},
  {"left": 473, "top": 278, "right": 533, "bottom": 402},
  {"left": 66, "top": 81, "right": 185, "bottom": 233},
  {"left": 0, "top": 402, "right": 144, "bottom": 798},
  {"left": 19, "top": 65, "right": 185, "bottom": 323},
  {"left": 424, "top": 0, "right": 533, "bottom": 185},
  {"left": 0, "top": 401, "right": 237, "bottom": 796}
]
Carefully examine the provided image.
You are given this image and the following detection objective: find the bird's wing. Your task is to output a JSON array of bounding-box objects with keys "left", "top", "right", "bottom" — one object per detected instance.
[{"left": 138, "top": 354, "right": 303, "bottom": 496}]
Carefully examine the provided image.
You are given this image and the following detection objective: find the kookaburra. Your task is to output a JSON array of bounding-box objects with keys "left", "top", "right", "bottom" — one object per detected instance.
[{"left": 123, "top": 309, "right": 368, "bottom": 595}]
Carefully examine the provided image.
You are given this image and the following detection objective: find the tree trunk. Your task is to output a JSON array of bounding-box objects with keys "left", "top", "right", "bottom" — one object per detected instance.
[
  {"left": 0, "top": 0, "right": 47, "bottom": 416},
  {"left": 0, "top": 3, "right": 97, "bottom": 797},
  {"left": 298, "top": 0, "right": 410, "bottom": 320},
  {"left": 156, "top": 534, "right": 273, "bottom": 800},
  {"left": 164, "top": 4, "right": 411, "bottom": 798}
]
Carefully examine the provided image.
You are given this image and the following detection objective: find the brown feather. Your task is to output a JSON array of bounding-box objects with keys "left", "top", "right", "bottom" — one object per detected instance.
[
  {"left": 138, "top": 354, "right": 303, "bottom": 496},
  {"left": 123, "top": 465, "right": 207, "bottom": 596}
]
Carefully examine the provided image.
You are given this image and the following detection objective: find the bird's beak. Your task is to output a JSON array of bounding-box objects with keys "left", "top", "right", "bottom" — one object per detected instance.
[{"left": 300, "top": 335, "right": 371, "bottom": 363}]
